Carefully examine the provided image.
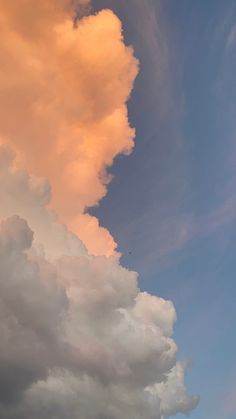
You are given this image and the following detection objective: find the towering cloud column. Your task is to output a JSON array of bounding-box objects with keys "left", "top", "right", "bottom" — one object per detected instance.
[
  {"left": 0, "top": 1, "right": 198, "bottom": 418},
  {"left": 0, "top": 0, "right": 138, "bottom": 256}
]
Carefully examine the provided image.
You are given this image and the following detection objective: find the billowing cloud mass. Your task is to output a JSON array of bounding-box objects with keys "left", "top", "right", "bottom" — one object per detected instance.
[
  {"left": 0, "top": 0, "right": 138, "bottom": 256},
  {"left": 0, "top": 146, "right": 198, "bottom": 418},
  {"left": 0, "top": 1, "right": 198, "bottom": 418}
]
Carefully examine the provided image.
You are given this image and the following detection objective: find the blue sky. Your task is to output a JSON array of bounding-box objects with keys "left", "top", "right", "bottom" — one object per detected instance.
[{"left": 91, "top": 1, "right": 236, "bottom": 418}]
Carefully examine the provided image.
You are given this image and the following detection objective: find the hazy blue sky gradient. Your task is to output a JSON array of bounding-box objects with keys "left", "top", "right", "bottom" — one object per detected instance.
[{"left": 91, "top": 1, "right": 236, "bottom": 418}]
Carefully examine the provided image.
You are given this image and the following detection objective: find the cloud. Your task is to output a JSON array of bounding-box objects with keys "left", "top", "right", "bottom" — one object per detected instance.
[
  {"left": 226, "top": 24, "right": 236, "bottom": 50},
  {"left": 0, "top": 1, "right": 198, "bottom": 417},
  {"left": 121, "top": 184, "right": 236, "bottom": 274},
  {"left": 0, "top": 215, "right": 67, "bottom": 405},
  {"left": 114, "top": 0, "right": 181, "bottom": 123},
  {"left": 0, "top": 149, "right": 198, "bottom": 418},
  {"left": 0, "top": 0, "right": 138, "bottom": 256},
  {"left": 0, "top": 144, "right": 86, "bottom": 261}
]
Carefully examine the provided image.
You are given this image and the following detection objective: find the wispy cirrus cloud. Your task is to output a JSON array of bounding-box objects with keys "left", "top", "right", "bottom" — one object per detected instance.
[{"left": 222, "top": 387, "right": 236, "bottom": 417}]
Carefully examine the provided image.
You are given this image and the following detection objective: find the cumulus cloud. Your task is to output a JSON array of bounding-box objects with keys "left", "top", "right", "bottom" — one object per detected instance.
[
  {"left": 0, "top": 149, "right": 198, "bottom": 418},
  {"left": 0, "top": 1, "right": 198, "bottom": 417},
  {"left": 0, "top": 0, "right": 138, "bottom": 256},
  {"left": 0, "top": 144, "right": 86, "bottom": 260}
]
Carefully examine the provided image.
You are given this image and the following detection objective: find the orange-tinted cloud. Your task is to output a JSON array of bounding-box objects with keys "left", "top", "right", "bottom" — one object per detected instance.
[{"left": 0, "top": 0, "right": 138, "bottom": 256}]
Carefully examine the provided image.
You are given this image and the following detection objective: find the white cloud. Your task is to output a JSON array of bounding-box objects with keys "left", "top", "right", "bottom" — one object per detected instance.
[
  {"left": 0, "top": 148, "right": 198, "bottom": 418},
  {"left": 226, "top": 24, "right": 236, "bottom": 50},
  {"left": 0, "top": 144, "right": 87, "bottom": 260}
]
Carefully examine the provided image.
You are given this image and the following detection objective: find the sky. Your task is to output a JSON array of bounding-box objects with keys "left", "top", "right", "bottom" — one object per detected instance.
[
  {"left": 91, "top": 1, "right": 236, "bottom": 418},
  {"left": 0, "top": 1, "right": 235, "bottom": 419}
]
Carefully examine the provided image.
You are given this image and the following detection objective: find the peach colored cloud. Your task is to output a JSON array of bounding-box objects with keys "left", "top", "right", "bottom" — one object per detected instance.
[{"left": 0, "top": 0, "right": 138, "bottom": 256}]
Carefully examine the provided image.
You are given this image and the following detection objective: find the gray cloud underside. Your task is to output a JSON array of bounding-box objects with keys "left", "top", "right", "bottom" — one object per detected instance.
[{"left": 0, "top": 145, "right": 198, "bottom": 418}]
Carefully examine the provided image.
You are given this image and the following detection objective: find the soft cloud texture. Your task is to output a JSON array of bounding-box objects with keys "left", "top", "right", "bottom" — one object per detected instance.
[
  {"left": 0, "top": 147, "right": 198, "bottom": 418},
  {"left": 0, "top": 1, "right": 198, "bottom": 417},
  {"left": 0, "top": 0, "right": 138, "bottom": 256},
  {"left": 0, "top": 144, "right": 86, "bottom": 260}
]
